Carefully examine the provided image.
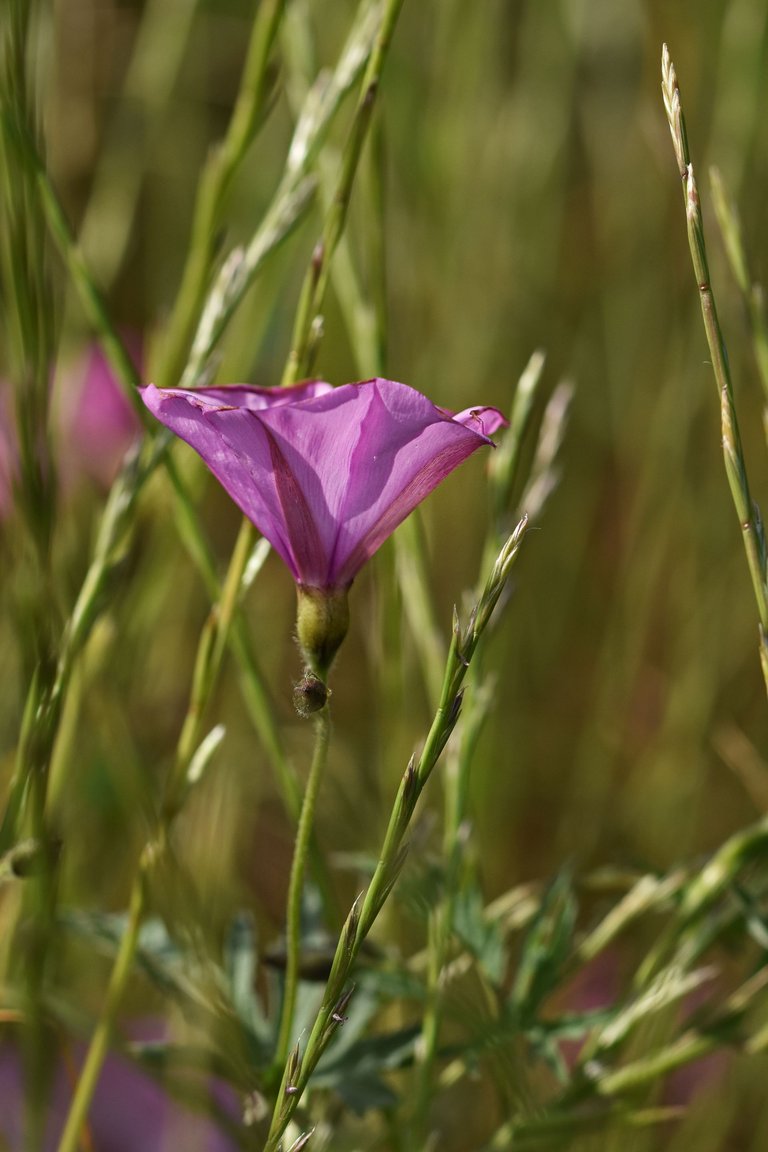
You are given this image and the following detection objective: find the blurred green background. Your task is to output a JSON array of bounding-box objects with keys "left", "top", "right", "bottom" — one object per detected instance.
[{"left": 3, "top": 0, "right": 768, "bottom": 1145}]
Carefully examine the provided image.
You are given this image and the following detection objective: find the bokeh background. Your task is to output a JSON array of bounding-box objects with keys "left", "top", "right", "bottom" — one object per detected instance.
[{"left": 3, "top": 0, "right": 768, "bottom": 1147}]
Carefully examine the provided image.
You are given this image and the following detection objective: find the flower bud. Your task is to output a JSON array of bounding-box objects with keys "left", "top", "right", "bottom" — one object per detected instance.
[
  {"left": 293, "top": 673, "right": 329, "bottom": 718},
  {"left": 296, "top": 585, "right": 350, "bottom": 680}
]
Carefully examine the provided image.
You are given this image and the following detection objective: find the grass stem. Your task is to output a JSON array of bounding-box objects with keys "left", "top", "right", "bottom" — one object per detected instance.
[
  {"left": 55, "top": 855, "right": 148, "bottom": 1152},
  {"left": 662, "top": 44, "right": 768, "bottom": 695},
  {"left": 155, "top": 0, "right": 286, "bottom": 391}
]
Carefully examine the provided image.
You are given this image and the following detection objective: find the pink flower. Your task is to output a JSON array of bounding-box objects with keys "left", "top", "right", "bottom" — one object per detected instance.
[
  {"left": 0, "top": 343, "right": 142, "bottom": 521},
  {"left": 62, "top": 343, "right": 142, "bottom": 487},
  {"left": 141, "top": 377, "right": 504, "bottom": 678},
  {"left": 141, "top": 378, "right": 504, "bottom": 589}
]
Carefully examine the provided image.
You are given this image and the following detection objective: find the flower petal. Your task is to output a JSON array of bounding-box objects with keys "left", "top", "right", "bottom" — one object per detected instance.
[
  {"left": 452, "top": 405, "right": 508, "bottom": 437},
  {"left": 329, "top": 381, "right": 503, "bottom": 584},
  {"left": 248, "top": 378, "right": 503, "bottom": 585},
  {"left": 141, "top": 384, "right": 315, "bottom": 580},
  {"left": 141, "top": 378, "right": 505, "bottom": 588},
  {"left": 193, "top": 380, "right": 334, "bottom": 411}
]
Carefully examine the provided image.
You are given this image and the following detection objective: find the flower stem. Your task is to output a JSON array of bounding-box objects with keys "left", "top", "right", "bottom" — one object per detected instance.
[
  {"left": 55, "top": 854, "right": 149, "bottom": 1152},
  {"left": 275, "top": 705, "right": 332, "bottom": 1068}
]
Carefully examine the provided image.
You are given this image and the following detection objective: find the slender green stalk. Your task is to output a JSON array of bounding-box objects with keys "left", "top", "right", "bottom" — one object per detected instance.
[
  {"left": 634, "top": 812, "right": 768, "bottom": 986},
  {"left": 411, "top": 361, "right": 568, "bottom": 1142},
  {"left": 155, "top": 0, "right": 286, "bottom": 390},
  {"left": 1, "top": 9, "right": 62, "bottom": 1143},
  {"left": 483, "top": 1106, "right": 684, "bottom": 1151},
  {"left": 264, "top": 518, "right": 528, "bottom": 1150},
  {"left": 410, "top": 684, "right": 494, "bottom": 1145},
  {"left": 281, "top": 30, "right": 455, "bottom": 1047},
  {"left": 275, "top": 706, "right": 332, "bottom": 1067},
  {"left": 77, "top": 0, "right": 201, "bottom": 289},
  {"left": 0, "top": 4, "right": 57, "bottom": 605},
  {"left": 177, "top": 0, "right": 383, "bottom": 387},
  {"left": 4, "top": 107, "right": 144, "bottom": 416},
  {"left": 164, "top": 459, "right": 303, "bottom": 811},
  {"left": 55, "top": 857, "right": 148, "bottom": 1152},
  {"left": 487, "top": 350, "right": 546, "bottom": 541},
  {"left": 280, "top": 0, "right": 406, "bottom": 387},
  {"left": 585, "top": 966, "right": 768, "bottom": 1102},
  {"left": 164, "top": 517, "right": 254, "bottom": 820},
  {"left": 710, "top": 166, "right": 768, "bottom": 404},
  {"left": 662, "top": 44, "right": 768, "bottom": 694},
  {"left": 394, "top": 519, "right": 446, "bottom": 708}
]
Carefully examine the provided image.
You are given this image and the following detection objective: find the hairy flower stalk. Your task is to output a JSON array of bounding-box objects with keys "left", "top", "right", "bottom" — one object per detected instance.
[{"left": 295, "top": 585, "right": 351, "bottom": 681}]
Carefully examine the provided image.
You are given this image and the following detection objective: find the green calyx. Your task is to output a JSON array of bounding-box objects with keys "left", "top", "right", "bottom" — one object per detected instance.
[{"left": 295, "top": 584, "right": 350, "bottom": 682}]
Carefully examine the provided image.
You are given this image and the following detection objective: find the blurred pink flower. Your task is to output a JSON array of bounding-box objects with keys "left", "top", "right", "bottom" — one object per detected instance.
[
  {"left": 60, "top": 343, "right": 142, "bottom": 487},
  {"left": 0, "top": 1039, "right": 239, "bottom": 1151},
  {"left": 141, "top": 377, "right": 505, "bottom": 590},
  {"left": 0, "top": 342, "right": 142, "bottom": 519}
]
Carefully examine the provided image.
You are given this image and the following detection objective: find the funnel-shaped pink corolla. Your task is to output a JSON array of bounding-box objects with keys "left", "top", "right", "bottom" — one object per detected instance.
[{"left": 142, "top": 378, "right": 504, "bottom": 592}]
